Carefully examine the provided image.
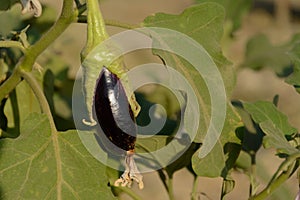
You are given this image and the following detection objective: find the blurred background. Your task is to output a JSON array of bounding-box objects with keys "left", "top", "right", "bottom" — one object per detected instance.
[{"left": 1, "top": 0, "right": 300, "bottom": 199}]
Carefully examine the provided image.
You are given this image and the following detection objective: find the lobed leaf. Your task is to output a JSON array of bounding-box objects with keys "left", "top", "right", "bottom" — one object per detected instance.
[
  {"left": 242, "top": 34, "right": 292, "bottom": 76},
  {"left": 195, "top": 0, "right": 252, "bottom": 33},
  {"left": 243, "top": 101, "right": 298, "bottom": 136},
  {"left": 143, "top": 3, "right": 241, "bottom": 177},
  {"left": 242, "top": 33, "right": 300, "bottom": 80},
  {"left": 0, "top": 113, "right": 116, "bottom": 199},
  {"left": 260, "top": 120, "right": 299, "bottom": 155},
  {"left": 286, "top": 43, "right": 300, "bottom": 94}
]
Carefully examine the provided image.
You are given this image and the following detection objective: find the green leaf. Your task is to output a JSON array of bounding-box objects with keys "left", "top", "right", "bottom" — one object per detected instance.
[
  {"left": 242, "top": 34, "right": 293, "bottom": 76},
  {"left": 233, "top": 102, "right": 264, "bottom": 153},
  {"left": 260, "top": 120, "right": 299, "bottom": 155},
  {"left": 144, "top": 3, "right": 229, "bottom": 67},
  {"left": 165, "top": 142, "right": 200, "bottom": 176},
  {"left": 0, "top": 113, "right": 116, "bottom": 199},
  {"left": 192, "top": 141, "right": 224, "bottom": 177},
  {"left": 192, "top": 141, "right": 240, "bottom": 177},
  {"left": 0, "top": 0, "right": 19, "bottom": 11},
  {"left": 243, "top": 101, "right": 298, "bottom": 136},
  {"left": 135, "top": 135, "right": 169, "bottom": 153},
  {"left": 4, "top": 80, "right": 40, "bottom": 132},
  {"left": 195, "top": 0, "right": 252, "bottom": 32},
  {"left": 143, "top": 3, "right": 241, "bottom": 178},
  {"left": 23, "top": 5, "right": 57, "bottom": 43},
  {"left": 0, "top": 4, "right": 23, "bottom": 37},
  {"left": 286, "top": 42, "right": 300, "bottom": 93}
]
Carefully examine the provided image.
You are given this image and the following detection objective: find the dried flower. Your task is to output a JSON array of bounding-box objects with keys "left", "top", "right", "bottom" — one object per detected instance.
[{"left": 20, "top": 0, "right": 42, "bottom": 17}]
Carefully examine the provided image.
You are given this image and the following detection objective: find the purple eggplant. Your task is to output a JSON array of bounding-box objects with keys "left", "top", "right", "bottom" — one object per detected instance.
[
  {"left": 94, "top": 67, "right": 143, "bottom": 189},
  {"left": 94, "top": 67, "right": 136, "bottom": 152}
]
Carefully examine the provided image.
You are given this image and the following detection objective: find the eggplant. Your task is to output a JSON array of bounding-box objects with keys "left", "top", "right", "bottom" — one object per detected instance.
[
  {"left": 94, "top": 67, "right": 136, "bottom": 151},
  {"left": 94, "top": 67, "right": 143, "bottom": 189}
]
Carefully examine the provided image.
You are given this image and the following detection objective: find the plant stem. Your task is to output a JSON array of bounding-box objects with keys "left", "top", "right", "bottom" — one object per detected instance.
[
  {"left": 20, "top": 71, "right": 56, "bottom": 132},
  {"left": 105, "top": 19, "right": 141, "bottom": 29},
  {"left": 0, "top": 69, "right": 22, "bottom": 102},
  {"left": 167, "top": 175, "right": 175, "bottom": 200},
  {"left": 20, "top": 69, "right": 62, "bottom": 199},
  {"left": 81, "top": 0, "right": 108, "bottom": 60},
  {"left": 249, "top": 162, "right": 295, "bottom": 200},
  {"left": 112, "top": 186, "right": 143, "bottom": 200},
  {"left": 21, "top": 0, "right": 76, "bottom": 72},
  {"left": 249, "top": 153, "right": 300, "bottom": 200},
  {"left": 0, "top": 41, "right": 26, "bottom": 53},
  {"left": 0, "top": 0, "right": 75, "bottom": 102},
  {"left": 191, "top": 176, "right": 200, "bottom": 200},
  {"left": 249, "top": 152, "right": 257, "bottom": 197},
  {"left": 77, "top": 16, "right": 140, "bottom": 29}
]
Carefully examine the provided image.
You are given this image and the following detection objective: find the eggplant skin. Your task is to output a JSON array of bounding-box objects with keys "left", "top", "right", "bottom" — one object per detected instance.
[{"left": 94, "top": 67, "right": 136, "bottom": 151}]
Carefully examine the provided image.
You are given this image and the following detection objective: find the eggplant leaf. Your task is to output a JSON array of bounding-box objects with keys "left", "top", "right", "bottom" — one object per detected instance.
[
  {"left": 0, "top": 113, "right": 116, "bottom": 199},
  {"left": 143, "top": 3, "right": 241, "bottom": 177}
]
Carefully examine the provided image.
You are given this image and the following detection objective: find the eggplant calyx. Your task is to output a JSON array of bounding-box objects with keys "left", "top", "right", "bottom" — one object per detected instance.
[
  {"left": 129, "top": 94, "right": 141, "bottom": 118},
  {"left": 114, "top": 151, "right": 144, "bottom": 189}
]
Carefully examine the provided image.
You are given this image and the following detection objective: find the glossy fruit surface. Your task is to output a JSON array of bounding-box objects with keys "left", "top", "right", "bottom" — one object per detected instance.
[{"left": 94, "top": 67, "right": 136, "bottom": 151}]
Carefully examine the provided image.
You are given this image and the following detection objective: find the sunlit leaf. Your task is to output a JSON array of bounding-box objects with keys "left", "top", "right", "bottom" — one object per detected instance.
[
  {"left": 195, "top": 0, "right": 252, "bottom": 32},
  {"left": 286, "top": 42, "right": 300, "bottom": 94},
  {"left": 243, "top": 101, "right": 298, "bottom": 136},
  {"left": 0, "top": 4, "right": 23, "bottom": 37},
  {"left": 143, "top": 2, "right": 241, "bottom": 178},
  {"left": 260, "top": 120, "right": 299, "bottom": 155},
  {"left": 242, "top": 34, "right": 293, "bottom": 76},
  {"left": 0, "top": 113, "right": 116, "bottom": 199}
]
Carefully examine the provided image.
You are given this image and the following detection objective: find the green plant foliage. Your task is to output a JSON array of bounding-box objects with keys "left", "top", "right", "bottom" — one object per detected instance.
[
  {"left": 3, "top": 80, "right": 40, "bottom": 138},
  {"left": 0, "top": 0, "right": 299, "bottom": 199},
  {"left": 242, "top": 34, "right": 300, "bottom": 78},
  {"left": 143, "top": 2, "right": 241, "bottom": 178},
  {"left": 195, "top": 0, "right": 252, "bottom": 33},
  {"left": 243, "top": 101, "right": 298, "bottom": 136},
  {"left": 242, "top": 34, "right": 292, "bottom": 76},
  {"left": 0, "top": 4, "right": 23, "bottom": 37},
  {"left": 286, "top": 44, "right": 300, "bottom": 93},
  {"left": 0, "top": 0, "right": 19, "bottom": 11},
  {"left": 0, "top": 113, "right": 116, "bottom": 199},
  {"left": 260, "top": 120, "right": 299, "bottom": 155}
]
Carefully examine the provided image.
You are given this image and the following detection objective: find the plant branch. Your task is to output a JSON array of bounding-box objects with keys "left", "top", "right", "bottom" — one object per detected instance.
[
  {"left": 167, "top": 175, "right": 175, "bottom": 200},
  {"left": 191, "top": 176, "right": 200, "bottom": 200},
  {"left": 0, "top": 0, "right": 76, "bottom": 102},
  {"left": 20, "top": 70, "right": 56, "bottom": 132},
  {"left": 105, "top": 19, "right": 141, "bottom": 29},
  {"left": 78, "top": 3, "right": 87, "bottom": 15},
  {"left": 0, "top": 41, "right": 26, "bottom": 53},
  {"left": 77, "top": 16, "right": 141, "bottom": 29},
  {"left": 249, "top": 152, "right": 257, "bottom": 197},
  {"left": 0, "top": 69, "right": 22, "bottom": 102},
  {"left": 249, "top": 152, "right": 300, "bottom": 200},
  {"left": 80, "top": 0, "right": 109, "bottom": 60},
  {"left": 21, "top": 0, "right": 76, "bottom": 72}
]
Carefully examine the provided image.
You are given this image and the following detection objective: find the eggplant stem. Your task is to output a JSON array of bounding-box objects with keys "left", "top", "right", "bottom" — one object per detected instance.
[{"left": 114, "top": 151, "right": 144, "bottom": 189}]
